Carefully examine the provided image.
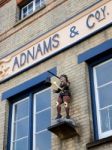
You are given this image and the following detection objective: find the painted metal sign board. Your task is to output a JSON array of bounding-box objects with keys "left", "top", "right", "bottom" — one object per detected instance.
[{"left": 0, "top": 0, "right": 112, "bottom": 82}]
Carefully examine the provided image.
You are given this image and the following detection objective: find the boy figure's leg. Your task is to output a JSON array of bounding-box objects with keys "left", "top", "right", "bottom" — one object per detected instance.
[
  {"left": 56, "top": 96, "right": 63, "bottom": 119},
  {"left": 63, "top": 96, "right": 70, "bottom": 119}
]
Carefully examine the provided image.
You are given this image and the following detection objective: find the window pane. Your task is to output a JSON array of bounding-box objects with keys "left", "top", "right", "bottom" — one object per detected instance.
[
  {"left": 36, "top": 89, "right": 51, "bottom": 112},
  {"left": 40, "top": 0, "right": 45, "bottom": 5},
  {"left": 15, "top": 99, "right": 29, "bottom": 120},
  {"left": 14, "top": 138, "right": 28, "bottom": 150},
  {"left": 98, "top": 84, "right": 112, "bottom": 108},
  {"left": 28, "top": 2, "right": 33, "bottom": 14},
  {"left": 100, "top": 109, "right": 110, "bottom": 132},
  {"left": 22, "top": 7, "right": 27, "bottom": 18},
  {"left": 96, "top": 60, "right": 112, "bottom": 86},
  {"left": 14, "top": 118, "right": 29, "bottom": 140},
  {"left": 35, "top": 0, "right": 40, "bottom": 4},
  {"left": 36, "top": 109, "right": 51, "bottom": 132},
  {"left": 36, "top": 131, "right": 51, "bottom": 150},
  {"left": 35, "top": 0, "right": 40, "bottom": 9}
]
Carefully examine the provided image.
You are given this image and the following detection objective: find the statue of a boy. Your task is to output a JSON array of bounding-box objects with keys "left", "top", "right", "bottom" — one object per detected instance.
[{"left": 53, "top": 74, "right": 71, "bottom": 119}]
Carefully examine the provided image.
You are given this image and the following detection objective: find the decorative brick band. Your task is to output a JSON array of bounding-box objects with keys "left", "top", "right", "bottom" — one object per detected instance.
[{"left": 0, "top": 0, "right": 10, "bottom": 8}]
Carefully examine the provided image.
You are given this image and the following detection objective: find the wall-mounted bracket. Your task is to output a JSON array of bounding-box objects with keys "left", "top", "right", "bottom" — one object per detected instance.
[{"left": 48, "top": 118, "right": 80, "bottom": 140}]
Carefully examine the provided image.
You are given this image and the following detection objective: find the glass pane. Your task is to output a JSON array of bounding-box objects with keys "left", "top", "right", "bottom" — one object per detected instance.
[
  {"left": 35, "top": 0, "right": 40, "bottom": 4},
  {"left": 109, "top": 107, "right": 112, "bottom": 129},
  {"left": 36, "top": 109, "right": 51, "bottom": 132},
  {"left": 13, "top": 142, "right": 16, "bottom": 150},
  {"left": 100, "top": 109, "right": 110, "bottom": 132},
  {"left": 98, "top": 83, "right": 112, "bottom": 108},
  {"left": 35, "top": 0, "right": 40, "bottom": 9},
  {"left": 41, "top": 0, "right": 44, "bottom": 3},
  {"left": 28, "top": 2, "right": 33, "bottom": 14},
  {"left": 36, "top": 89, "right": 51, "bottom": 112},
  {"left": 14, "top": 118, "right": 29, "bottom": 140},
  {"left": 96, "top": 60, "right": 112, "bottom": 86},
  {"left": 14, "top": 138, "right": 28, "bottom": 150},
  {"left": 36, "top": 131, "right": 51, "bottom": 150},
  {"left": 22, "top": 7, "right": 27, "bottom": 18},
  {"left": 23, "top": 7, "right": 27, "bottom": 13},
  {"left": 15, "top": 99, "right": 29, "bottom": 120}
]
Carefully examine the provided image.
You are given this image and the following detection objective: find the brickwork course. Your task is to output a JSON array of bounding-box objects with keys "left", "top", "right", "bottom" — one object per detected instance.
[{"left": 0, "top": 0, "right": 112, "bottom": 150}]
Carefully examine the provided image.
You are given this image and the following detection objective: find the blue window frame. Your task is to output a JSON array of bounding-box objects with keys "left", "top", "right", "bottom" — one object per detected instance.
[
  {"left": 9, "top": 87, "right": 51, "bottom": 150},
  {"left": 93, "top": 59, "right": 112, "bottom": 139},
  {"left": 88, "top": 51, "right": 112, "bottom": 140},
  {"left": 78, "top": 39, "right": 112, "bottom": 140}
]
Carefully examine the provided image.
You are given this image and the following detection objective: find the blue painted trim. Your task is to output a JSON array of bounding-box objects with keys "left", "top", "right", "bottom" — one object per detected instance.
[
  {"left": 29, "top": 94, "right": 33, "bottom": 150},
  {"left": 7, "top": 103, "right": 13, "bottom": 150},
  {"left": 2, "top": 67, "right": 56, "bottom": 100},
  {"left": 88, "top": 65, "right": 99, "bottom": 140},
  {"left": 78, "top": 39, "right": 112, "bottom": 64}
]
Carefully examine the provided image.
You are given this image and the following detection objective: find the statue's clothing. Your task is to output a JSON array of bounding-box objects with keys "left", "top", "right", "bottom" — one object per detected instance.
[
  {"left": 55, "top": 82, "right": 71, "bottom": 98},
  {"left": 54, "top": 82, "right": 71, "bottom": 119}
]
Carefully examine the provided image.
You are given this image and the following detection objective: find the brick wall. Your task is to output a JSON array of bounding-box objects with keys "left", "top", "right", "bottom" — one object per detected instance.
[
  {"left": 0, "top": 0, "right": 112, "bottom": 150},
  {"left": 0, "top": 0, "right": 95, "bottom": 57}
]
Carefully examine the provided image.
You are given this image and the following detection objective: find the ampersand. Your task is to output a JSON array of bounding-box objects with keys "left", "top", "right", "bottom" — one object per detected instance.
[{"left": 70, "top": 26, "right": 79, "bottom": 38}]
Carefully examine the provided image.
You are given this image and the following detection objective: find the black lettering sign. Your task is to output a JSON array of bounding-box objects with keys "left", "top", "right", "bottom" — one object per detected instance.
[
  {"left": 20, "top": 53, "right": 26, "bottom": 67},
  {"left": 43, "top": 37, "right": 52, "bottom": 54},
  {"left": 86, "top": 6, "right": 107, "bottom": 29},
  {"left": 12, "top": 57, "right": 20, "bottom": 71},
  {"left": 52, "top": 33, "right": 60, "bottom": 48},
  {"left": 35, "top": 43, "right": 43, "bottom": 59},
  {"left": 86, "top": 14, "right": 95, "bottom": 29},
  {"left": 70, "top": 26, "right": 79, "bottom": 38},
  {"left": 27, "top": 47, "right": 35, "bottom": 63}
]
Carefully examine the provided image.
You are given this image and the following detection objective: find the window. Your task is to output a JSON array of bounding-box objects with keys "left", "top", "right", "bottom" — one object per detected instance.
[
  {"left": 10, "top": 88, "right": 51, "bottom": 150},
  {"left": 33, "top": 89, "right": 51, "bottom": 150},
  {"left": 93, "top": 59, "right": 112, "bottom": 139},
  {"left": 21, "top": 0, "right": 45, "bottom": 19},
  {"left": 11, "top": 98, "right": 29, "bottom": 150}
]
